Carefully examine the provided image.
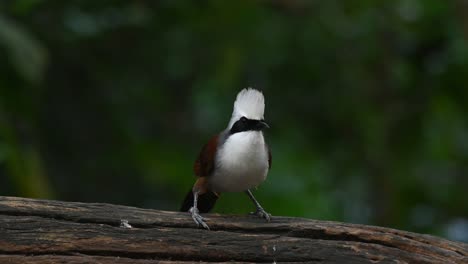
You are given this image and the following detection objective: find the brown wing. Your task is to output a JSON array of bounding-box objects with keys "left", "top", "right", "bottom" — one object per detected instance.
[{"left": 193, "top": 135, "right": 219, "bottom": 177}]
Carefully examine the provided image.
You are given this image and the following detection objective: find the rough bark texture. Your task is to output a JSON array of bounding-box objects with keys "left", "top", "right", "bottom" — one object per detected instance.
[{"left": 0, "top": 196, "right": 466, "bottom": 263}]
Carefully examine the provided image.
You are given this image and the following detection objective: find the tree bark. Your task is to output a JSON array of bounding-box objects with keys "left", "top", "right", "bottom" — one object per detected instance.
[{"left": 0, "top": 196, "right": 466, "bottom": 263}]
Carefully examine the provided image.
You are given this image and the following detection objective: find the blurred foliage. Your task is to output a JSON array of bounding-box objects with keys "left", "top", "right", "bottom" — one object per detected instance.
[{"left": 0, "top": 0, "right": 467, "bottom": 242}]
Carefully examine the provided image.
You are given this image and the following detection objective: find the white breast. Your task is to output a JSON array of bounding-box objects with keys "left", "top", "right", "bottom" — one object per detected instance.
[{"left": 209, "top": 131, "right": 269, "bottom": 192}]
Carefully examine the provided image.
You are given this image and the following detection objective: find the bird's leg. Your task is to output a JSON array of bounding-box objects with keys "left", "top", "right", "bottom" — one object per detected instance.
[
  {"left": 189, "top": 190, "right": 210, "bottom": 230},
  {"left": 246, "top": 189, "right": 271, "bottom": 222}
]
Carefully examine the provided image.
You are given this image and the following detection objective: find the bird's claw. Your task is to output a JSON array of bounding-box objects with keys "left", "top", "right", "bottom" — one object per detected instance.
[
  {"left": 250, "top": 207, "right": 271, "bottom": 222},
  {"left": 189, "top": 207, "right": 210, "bottom": 230}
]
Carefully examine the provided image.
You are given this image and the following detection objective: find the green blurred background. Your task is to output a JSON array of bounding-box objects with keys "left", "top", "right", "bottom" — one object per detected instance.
[{"left": 1, "top": 0, "right": 467, "bottom": 242}]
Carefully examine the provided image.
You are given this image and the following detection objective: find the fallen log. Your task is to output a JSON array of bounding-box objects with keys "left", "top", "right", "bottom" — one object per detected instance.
[{"left": 0, "top": 196, "right": 466, "bottom": 263}]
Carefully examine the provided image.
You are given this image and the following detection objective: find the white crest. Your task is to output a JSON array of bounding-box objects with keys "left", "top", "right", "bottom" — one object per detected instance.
[{"left": 228, "top": 88, "right": 265, "bottom": 128}]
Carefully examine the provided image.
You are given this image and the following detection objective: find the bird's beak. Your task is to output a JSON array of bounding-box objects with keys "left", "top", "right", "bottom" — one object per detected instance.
[{"left": 259, "top": 120, "right": 270, "bottom": 129}]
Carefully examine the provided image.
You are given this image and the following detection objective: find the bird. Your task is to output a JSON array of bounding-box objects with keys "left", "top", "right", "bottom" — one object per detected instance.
[{"left": 180, "top": 88, "right": 272, "bottom": 229}]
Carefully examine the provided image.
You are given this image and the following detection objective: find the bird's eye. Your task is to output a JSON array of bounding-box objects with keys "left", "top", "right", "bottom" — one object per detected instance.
[{"left": 240, "top": 117, "right": 247, "bottom": 122}]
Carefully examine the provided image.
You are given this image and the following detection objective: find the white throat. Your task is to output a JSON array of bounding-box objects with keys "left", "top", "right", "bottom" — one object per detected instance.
[{"left": 209, "top": 131, "right": 269, "bottom": 192}]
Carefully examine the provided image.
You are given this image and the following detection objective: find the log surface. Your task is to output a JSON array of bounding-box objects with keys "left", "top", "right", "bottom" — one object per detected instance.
[{"left": 0, "top": 196, "right": 466, "bottom": 263}]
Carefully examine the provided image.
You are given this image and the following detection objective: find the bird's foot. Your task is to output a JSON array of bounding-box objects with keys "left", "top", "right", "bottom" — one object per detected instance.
[
  {"left": 250, "top": 206, "right": 271, "bottom": 222},
  {"left": 189, "top": 207, "right": 210, "bottom": 230}
]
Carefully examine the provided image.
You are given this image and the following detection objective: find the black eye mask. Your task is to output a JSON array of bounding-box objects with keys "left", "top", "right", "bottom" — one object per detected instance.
[{"left": 230, "top": 117, "right": 269, "bottom": 134}]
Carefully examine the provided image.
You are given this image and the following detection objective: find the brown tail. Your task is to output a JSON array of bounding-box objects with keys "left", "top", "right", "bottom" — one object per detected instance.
[{"left": 180, "top": 189, "right": 219, "bottom": 213}]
